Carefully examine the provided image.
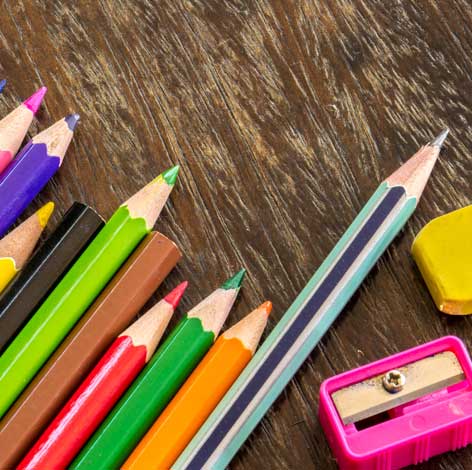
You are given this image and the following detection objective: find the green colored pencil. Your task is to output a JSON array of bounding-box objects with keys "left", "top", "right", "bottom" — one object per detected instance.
[
  {"left": 71, "top": 270, "right": 245, "bottom": 470},
  {"left": 0, "top": 167, "right": 179, "bottom": 419}
]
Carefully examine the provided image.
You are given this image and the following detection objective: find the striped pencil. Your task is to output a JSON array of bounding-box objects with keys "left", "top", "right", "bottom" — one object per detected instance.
[
  {"left": 124, "top": 301, "right": 272, "bottom": 470},
  {"left": 0, "top": 113, "right": 77, "bottom": 237},
  {"left": 0, "top": 202, "right": 54, "bottom": 295},
  {"left": 0, "top": 79, "right": 6, "bottom": 93},
  {"left": 19, "top": 283, "right": 188, "bottom": 470},
  {"left": 0, "top": 87, "right": 46, "bottom": 174},
  {"left": 0, "top": 166, "right": 179, "bottom": 419},
  {"left": 173, "top": 130, "right": 449, "bottom": 470},
  {"left": 71, "top": 270, "right": 245, "bottom": 470}
]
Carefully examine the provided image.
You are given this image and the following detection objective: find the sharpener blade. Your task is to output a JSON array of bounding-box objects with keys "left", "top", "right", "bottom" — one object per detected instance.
[{"left": 332, "top": 351, "right": 465, "bottom": 425}]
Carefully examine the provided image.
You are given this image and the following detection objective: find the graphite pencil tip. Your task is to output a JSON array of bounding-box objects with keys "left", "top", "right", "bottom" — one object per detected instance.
[
  {"left": 0, "top": 79, "right": 6, "bottom": 93},
  {"left": 23, "top": 86, "right": 47, "bottom": 114},
  {"left": 164, "top": 281, "right": 189, "bottom": 309},
  {"left": 65, "top": 113, "right": 80, "bottom": 131},
  {"left": 162, "top": 165, "right": 180, "bottom": 186},
  {"left": 221, "top": 269, "right": 246, "bottom": 290},
  {"left": 429, "top": 128, "right": 449, "bottom": 149}
]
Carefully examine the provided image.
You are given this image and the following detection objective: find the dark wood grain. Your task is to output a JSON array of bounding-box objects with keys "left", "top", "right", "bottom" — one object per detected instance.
[{"left": 1, "top": 0, "right": 472, "bottom": 468}]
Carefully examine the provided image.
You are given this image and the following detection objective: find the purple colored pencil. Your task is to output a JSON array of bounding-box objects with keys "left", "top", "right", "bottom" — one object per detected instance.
[{"left": 0, "top": 114, "right": 79, "bottom": 237}]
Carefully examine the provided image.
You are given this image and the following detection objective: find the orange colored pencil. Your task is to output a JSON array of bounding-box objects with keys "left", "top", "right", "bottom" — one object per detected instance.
[{"left": 123, "top": 301, "right": 272, "bottom": 470}]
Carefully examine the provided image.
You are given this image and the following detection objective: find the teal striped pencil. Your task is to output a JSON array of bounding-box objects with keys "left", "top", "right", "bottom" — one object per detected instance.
[{"left": 172, "top": 130, "right": 448, "bottom": 470}]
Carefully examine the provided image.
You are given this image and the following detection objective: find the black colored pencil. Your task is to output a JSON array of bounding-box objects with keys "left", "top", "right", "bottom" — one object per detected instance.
[{"left": 0, "top": 203, "right": 104, "bottom": 352}]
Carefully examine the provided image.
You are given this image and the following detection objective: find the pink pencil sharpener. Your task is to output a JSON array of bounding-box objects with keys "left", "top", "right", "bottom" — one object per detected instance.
[{"left": 319, "top": 336, "right": 472, "bottom": 469}]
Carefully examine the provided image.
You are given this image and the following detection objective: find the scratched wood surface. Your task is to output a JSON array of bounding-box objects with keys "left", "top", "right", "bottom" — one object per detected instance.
[{"left": 1, "top": 0, "right": 472, "bottom": 468}]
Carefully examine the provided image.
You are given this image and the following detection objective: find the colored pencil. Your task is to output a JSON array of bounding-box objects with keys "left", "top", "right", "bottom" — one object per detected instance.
[
  {"left": 124, "top": 301, "right": 272, "bottom": 470},
  {"left": 0, "top": 202, "right": 54, "bottom": 295},
  {"left": 0, "top": 87, "right": 46, "bottom": 174},
  {"left": 0, "top": 113, "right": 77, "bottom": 237},
  {"left": 72, "top": 270, "right": 245, "bottom": 470},
  {"left": 0, "top": 231, "right": 180, "bottom": 470},
  {"left": 0, "top": 166, "right": 179, "bottom": 419},
  {"left": 0, "top": 79, "right": 6, "bottom": 92},
  {"left": 173, "top": 130, "right": 449, "bottom": 470},
  {"left": 0, "top": 202, "right": 104, "bottom": 353},
  {"left": 19, "top": 283, "right": 188, "bottom": 470}
]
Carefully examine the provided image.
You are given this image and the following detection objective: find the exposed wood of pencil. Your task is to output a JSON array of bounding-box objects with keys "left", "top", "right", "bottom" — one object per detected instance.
[
  {"left": 222, "top": 301, "right": 273, "bottom": 353},
  {"left": 385, "top": 130, "right": 448, "bottom": 199},
  {"left": 0, "top": 202, "right": 54, "bottom": 269},
  {"left": 123, "top": 167, "right": 178, "bottom": 229},
  {"left": 188, "top": 287, "right": 239, "bottom": 336},
  {"left": 32, "top": 116, "right": 77, "bottom": 164},
  {"left": 0, "top": 106, "right": 33, "bottom": 154},
  {"left": 121, "top": 282, "right": 187, "bottom": 361}
]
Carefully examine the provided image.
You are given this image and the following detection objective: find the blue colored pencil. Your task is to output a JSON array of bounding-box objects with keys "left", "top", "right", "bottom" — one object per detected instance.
[
  {"left": 173, "top": 129, "right": 449, "bottom": 470},
  {"left": 0, "top": 80, "right": 6, "bottom": 93}
]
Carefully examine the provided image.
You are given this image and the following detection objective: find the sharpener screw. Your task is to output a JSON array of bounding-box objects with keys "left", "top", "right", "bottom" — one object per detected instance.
[{"left": 382, "top": 370, "right": 405, "bottom": 393}]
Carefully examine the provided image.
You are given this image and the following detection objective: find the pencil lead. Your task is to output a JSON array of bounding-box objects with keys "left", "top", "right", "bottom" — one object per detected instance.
[
  {"left": 162, "top": 165, "right": 180, "bottom": 186},
  {"left": 429, "top": 128, "right": 449, "bottom": 149},
  {"left": 23, "top": 86, "right": 47, "bottom": 114},
  {"left": 164, "top": 281, "right": 189, "bottom": 309},
  {"left": 260, "top": 301, "right": 273, "bottom": 317},
  {"left": 223, "top": 302, "right": 272, "bottom": 353},
  {"left": 65, "top": 114, "right": 80, "bottom": 131},
  {"left": 37, "top": 202, "right": 55, "bottom": 228},
  {"left": 0, "top": 79, "right": 6, "bottom": 93},
  {"left": 221, "top": 269, "right": 246, "bottom": 290}
]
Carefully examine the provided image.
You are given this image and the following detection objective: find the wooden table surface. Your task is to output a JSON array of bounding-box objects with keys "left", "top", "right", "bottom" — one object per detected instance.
[{"left": 1, "top": 1, "right": 472, "bottom": 468}]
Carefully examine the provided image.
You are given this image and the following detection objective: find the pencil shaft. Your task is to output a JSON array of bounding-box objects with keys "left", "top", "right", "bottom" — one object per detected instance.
[
  {"left": 0, "top": 232, "right": 180, "bottom": 470},
  {"left": 72, "top": 275, "right": 241, "bottom": 470},
  {"left": 174, "top": 184, "right": 417, "bottom": 469},
  {"left": 71, "top": 317, "right": 215, "bottom": 470},
  {"left": 0, "top": 203, "right": 104, "bottom": 353},
  {"left": 0, "top": 142, "right": 60, "bottom": 237},
  {"left": 124, "top": 337, "right": 252, "bottom": 470},
  {"left": 0, "top": 206, "right": 148, "bottom": 419},
  {"left": 19, "top": 336, "right": 147, "bottom": 470}
]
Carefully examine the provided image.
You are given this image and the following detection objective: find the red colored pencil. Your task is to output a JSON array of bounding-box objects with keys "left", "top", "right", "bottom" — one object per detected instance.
[{"left": 18, "top": 282, "right": 188, "bottom": 470}]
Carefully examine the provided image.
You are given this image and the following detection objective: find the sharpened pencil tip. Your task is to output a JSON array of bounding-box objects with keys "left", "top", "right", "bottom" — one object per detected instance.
[
  {"left": 0, "top": 79, "right": 6, "bottom": 93},
  {"left": 65, "top": 113, "right": 80, "bottom": 131},
  {"left": 261, "top": 301, "right": 273, "bottom": 317},
  {"left": 164, "top": 281, "right": 189, "bottom": 309},
  {"left": 162, "top": 165, "right": 180, "bottom": 186},
  {"left": 429, "top": 128, "right": 449, "bottom": 149},
  {"left": 221, "top": 269, "right": 246, "bottom": 290},
  {"left": 23, "top": 86, "right": 47, "bottom": 114},
  {"left": 36, "top": 202, "right": 55, "bottom": 228}
]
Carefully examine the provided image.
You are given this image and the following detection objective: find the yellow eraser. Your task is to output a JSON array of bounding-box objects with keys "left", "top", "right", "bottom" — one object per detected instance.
[{"left": 412, "top": 205, "right": 472, "bottom": 315}]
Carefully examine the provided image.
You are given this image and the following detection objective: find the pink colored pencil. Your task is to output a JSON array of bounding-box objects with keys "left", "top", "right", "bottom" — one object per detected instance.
[{"left": 0, "top": 87, "right": 46, "bottom": 174}]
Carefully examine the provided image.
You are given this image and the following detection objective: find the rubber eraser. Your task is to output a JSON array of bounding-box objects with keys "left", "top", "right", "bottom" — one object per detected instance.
[{"left": 412, "top": 205, "right": 472, "bottom": 315}]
